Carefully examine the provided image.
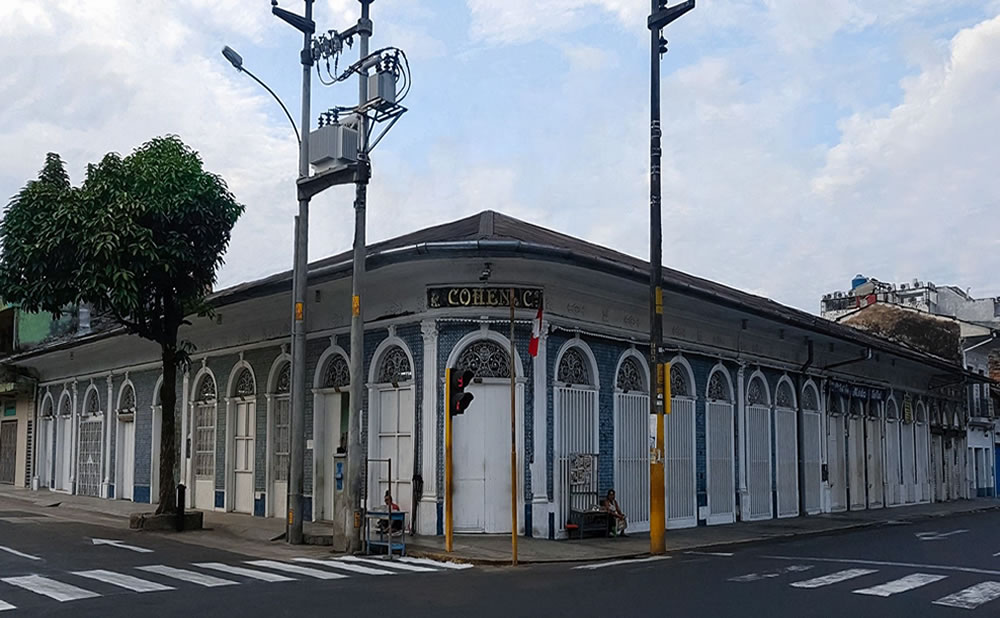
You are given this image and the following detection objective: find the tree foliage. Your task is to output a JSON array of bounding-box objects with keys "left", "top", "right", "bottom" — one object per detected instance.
[{"left": 0, "top": 136, "right": 244, "bottom": 513}]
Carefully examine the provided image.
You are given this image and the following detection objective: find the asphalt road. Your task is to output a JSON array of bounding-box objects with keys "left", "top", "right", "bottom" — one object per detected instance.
[{"left": 2, "top": 496, "right": 1000, "bottom": 617}]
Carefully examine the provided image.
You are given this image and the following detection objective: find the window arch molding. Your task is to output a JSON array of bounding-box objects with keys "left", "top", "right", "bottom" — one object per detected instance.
[
  {"left": 266, "top": 351, "right": 293, "bottom": 394},
  {"left": 82, "top": 384, "right": 102, "bottom": 417},
  {"left": 915, "top": 400, "right": 927, "bottom": 424},
  {"left": 151, "top": 375, "right": 164, "bottom": 408},
  {"left": 444, "top": 329, "right": 525, "bottom": 381},
  {"left": 554, "top": 339, "right": 599, "bottom": 388},
  {"left": 668, "top": 355, "right": 696, "bottom": 399},
  {"left": 775, "top": 376, "right": 797, "bottom": 409},
  {"left": 116, "top": 380, "right": 137, "bottom": 413},
  {"left": 312, "top": 344, "right": 351, "bottom": 390},
  {"left": 226, "top": 361, "right": 257, "bottom": 399},
  {"left": 58, "top": 390, "right": 73, "bottom": 417},
  {"left": 614, "top": 348, "right": 649, "bottom": 394},
  {"left": 368, "top": 336, "right": 417, "bottom": 386},
  {"left": 190, "top": 367, "right": 218, "bottom": 403},
  {"left": 705, "top": 363, "right": 734, "bottom": 402},
  {"left": 39, "top": 391, "right": 55, "bottom": 418},
  {"left": 800, "top": 380, "right": 820, "bottom": 411},
  {"left": 885, "top": 395, "right": 899, "bottom": 420},
  {"left": 745, "top": 370, "right": 771, "bottom": 406}
]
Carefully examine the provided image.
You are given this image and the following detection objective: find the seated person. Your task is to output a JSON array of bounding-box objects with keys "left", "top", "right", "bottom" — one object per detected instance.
[
  {"left": 601, "top": 489, "right": 627, "bottom": 537},
  {"left": 375, "top": 490, "right": 403, "bottom": 536}
]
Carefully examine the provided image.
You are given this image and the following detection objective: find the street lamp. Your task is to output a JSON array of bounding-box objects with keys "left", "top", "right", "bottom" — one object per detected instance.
[
  {"left": 221, "top": 46, "right": 301, "bottom": 146},
  {"left": 647, "top": 0, "right": 694, "bottom": 556}
]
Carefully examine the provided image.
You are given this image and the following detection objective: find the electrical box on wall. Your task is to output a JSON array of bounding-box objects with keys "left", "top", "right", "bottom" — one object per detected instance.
[{"left": 368, "top": 69, "right": 396, "bottom": 107}]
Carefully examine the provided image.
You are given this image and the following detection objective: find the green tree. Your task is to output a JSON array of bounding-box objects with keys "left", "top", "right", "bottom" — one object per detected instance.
[{"left": 0, "top": 136, "right": 244, "bottom": 514}]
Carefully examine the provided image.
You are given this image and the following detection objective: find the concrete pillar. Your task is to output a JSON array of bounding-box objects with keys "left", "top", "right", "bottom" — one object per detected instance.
[
  {"left": 418, "top": 320, "right": 438, "bottom": 535},
  {"left": 531, "top": 320, "right": 550, "bottom": 537}
]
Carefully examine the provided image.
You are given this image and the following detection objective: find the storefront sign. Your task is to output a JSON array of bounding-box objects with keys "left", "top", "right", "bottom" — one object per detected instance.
[
  {"left": 830, "top": 381, "right": 852, "bottom": 397},
  {"left": 427, "top": 286, "right": 543, "bottom": 309}
]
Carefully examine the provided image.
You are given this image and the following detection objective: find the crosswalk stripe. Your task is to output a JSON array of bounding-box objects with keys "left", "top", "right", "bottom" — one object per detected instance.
[
  {"left": 245, "top": 560, "right": 348, "bottom": 580},
  {"left": 0, "top": 601, "right": 14, "bottom": 612},
  {"left": 933, "top": 582, "right": 1000, "bottom": 610},
  {"left": 73, "top": 569, "right": 175, "bottom": 593},
  {"left": 194, "top": 563, "right": 296, "bottom": 582},
  {"left": 293, "top": 557, "right": 396, "bottom": 576},
  {"left": 790, "top": 569, "right": 879, "bottom": 589},
  {"left": 729, "top": 565, "right": 814, "bottom": 582},
  {"left": 853, "top": 573, "right": 947, "bottom": 597},
  {"left": 1, "top": 575, "right": 100, "bottom": 602},
  {"left": 338, "top": 556, "right": 438, "bottom": 572},
  {"left": 397, "top": 557, "right": 474, "bottom": 570},
  {"left": 136, "top": 565, "right": 238, "bottom": 587}
]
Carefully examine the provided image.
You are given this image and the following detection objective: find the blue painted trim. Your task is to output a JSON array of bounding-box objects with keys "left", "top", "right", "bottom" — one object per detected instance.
[
  {"left": 436, "top": 501, "right": 443, "bottom": 536},
  {"left": 254, "top": 494, "right": 266, "bottom": 517},
  {"left": 215, "top": 490, "right": 225, "bottom": 509},
  {"left": 302, "top": 496, "right": 312, "bottom": 519},
  {"left": 108, "top": 484, "right": 115, "bottom": 499},
  {"left": 133, "top": 486, "right": 151, "bottom": 504}
]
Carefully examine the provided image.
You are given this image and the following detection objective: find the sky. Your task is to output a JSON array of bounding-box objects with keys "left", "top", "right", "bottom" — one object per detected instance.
[{"left": 2, "top": 0, "right": 1000, "bottom": 313}]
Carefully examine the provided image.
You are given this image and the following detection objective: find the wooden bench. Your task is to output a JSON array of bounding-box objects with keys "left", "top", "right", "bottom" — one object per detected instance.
[{"left": 566, "top": 509, "right": 611, "bottom": 539}]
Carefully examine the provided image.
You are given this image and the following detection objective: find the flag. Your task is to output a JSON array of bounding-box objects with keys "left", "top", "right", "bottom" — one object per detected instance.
[{"left": 529, "top": 305, "right": 543, "bottom": 357}]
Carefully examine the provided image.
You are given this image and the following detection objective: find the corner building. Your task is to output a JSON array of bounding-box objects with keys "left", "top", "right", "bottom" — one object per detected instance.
[{"left": 9, "top": 211, "right": 978, "bottom": 538}]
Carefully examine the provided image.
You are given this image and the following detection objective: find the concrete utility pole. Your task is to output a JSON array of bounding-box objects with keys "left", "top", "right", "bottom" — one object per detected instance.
[
  {"left": 647, "top": 0, "right": 695, "bottom": 555},
  {"left": 346, "top": 0, "right": 373, "bottom": 554}
]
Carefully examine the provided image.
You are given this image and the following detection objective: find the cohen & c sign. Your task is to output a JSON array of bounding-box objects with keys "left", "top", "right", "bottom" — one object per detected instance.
[{"left": 428, "top": 287, "right": 543, "bottom": 310}]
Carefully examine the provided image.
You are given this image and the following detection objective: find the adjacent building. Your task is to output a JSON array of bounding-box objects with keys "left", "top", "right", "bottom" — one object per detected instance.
[{"left": 3, "top": 213, "right": 981, "bottom": 539}]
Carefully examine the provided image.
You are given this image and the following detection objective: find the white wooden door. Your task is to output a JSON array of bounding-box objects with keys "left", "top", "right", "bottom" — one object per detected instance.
[
  {"left": 373, "top": 387, "right": 414, "bottom": 523},
  {"left": 901, "top": 421, "right": 916, "bottom": 503},
  {"left": 57, "top": 416, "right": 72, "bottom": 491},
  {"left": 666, "top": 397, "right": 697, "bottom": 528},
  {"left": 801, "top": 410, "right": 822, "bottom": 515},
  {"left": 120, "top": 420, "right": 135, "bottom": 501},
  {"left": 747, "top": 404, "right": 772, "bottom": 521},
  {"left": 847, "top": 415, "right": 866, "bottom": 510},
  {"left": 39, "top": 418, "right": 53, "bottom": 489},
  {"left": 885, "top": 419, "right": 901, "bottom": 506},
  {"left": 865, "top": 417, "right": 883, "bottom": 508},
  {"left": 76, "top": 418, "right": 103, "bottom": 497},
  {"left": 273, "top": 396, "right": 291, "bottom": 519},
  {"left": 775, "top": 407, "right": 798, "bottom": 518},
  {"left": 555, "top": 386, "right": 598, "bottom": 532},
  {"left": 232, "top": 401, "right": 255, "bottom": 514},
  {"left": 614, "top": 392, "right": 650, "bottom": 532},
  {"left": 950, "top": 440, "right": 962, "bottom": 500},
  {"left": 915, "top": 423, "right": 929, "bottom": 502},
  {"left": 706, "top": 401, "right": 735, "bottom": 524},
  {"left": 827, "top": 414, "right": 847, "bottom": 511},
  {"left": 193, "top": 402, "right": 216, "bottom": 509},
  {"left": 456, "top": 382, "right": 515, "bottom": 533},
  {"left": 322, "top": 392, "right": 342, "bottom": 520}
]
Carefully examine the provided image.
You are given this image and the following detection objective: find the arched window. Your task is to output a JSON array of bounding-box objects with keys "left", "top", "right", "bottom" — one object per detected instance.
[
  {"left": 801, "top": 384, "right": 819, "bottom": 411},
  {"left": 557, "top": 348, "right": 591, "bottom": 386},
  {"left": 275, "top": 363, "right": 291, "bottom": 394},
  {"left": 707, "top": 370, "right": 732, "bottom": 402},
  {"left": 886, "top": 399, "right": 899, "bottom": 420},
  {"left": 119, "top": 384, "right": 135, "bottom": 412},
  {"left": 828, "top": 395, "right": 842, "bottom": 415},
  {"left": 670, "top": 365, "right": 691, "bottom": 398},
  {"left": 197, "top": 375, "right": 217, "bottom": 401},
  {"left": 458, "top": 340, "right": 511, "bottom": 379},
  {"left": 41, "top": 396, "right": 53, "bottom": 418},
  {"left": 322, "top": 355, "right": 350, "bottom": 389},
  {"left": 84, "top": 390, "right": 100, "bottom": 416},
  {"left": 616, "top": 357, "right": 645, "bottom": 393},
  {"left": 59, "top": 393, "right": 71, "bottom": 416},
  {"left": 775, "top": 381, "right": 794, "bottom": 409},
  {"left": 234, "top": 368, "right": 255, "bottom": 397},
  {"left": 850, "top": 398, "right": 864, "bottom": 417},
  {"left": 376, "top": 346, "right": 413, "bottom": 384},
  {"left": 747, "top": 376, "right": 768, "bottom": 406}
]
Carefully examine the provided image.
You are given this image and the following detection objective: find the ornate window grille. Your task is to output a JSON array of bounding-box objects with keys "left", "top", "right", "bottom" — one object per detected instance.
[
  {"left": 323, "top": 355, "right": 350, "bottom": 389},
  {"left": 747, "top": 377, "right": 767, "bottom": 406},
  {"left": 275, "top": 363, "right": 291, "bottom": 395},
  {"left": 234, "top": 368, "right": 255, "bottom": 397},
  {"left": 776, "top": 382, "right": 794, "bottom": 409},
  {"left": 670, "top": 365, "right": 690, "bottom": 398},
  {"left": 616, "top": 357, "right": 644, "bottom": 393},
  {"left": 558, "top": 348, "right": 590, "bottom": 386},
  {"left": 707, "top": 371, "right": 731, "bottom": 402},
  {"left": 85, "top": 391, "right": 100, "bottom": 416},
  {"left": 801, "top": 386, "right": 819, "bottom": 411},
  {"left": 376, "top": 346, "right": 412, "bottom": 384},
  {"left": 197, "top": 375, "right": 216, "bottom": 402},
  {"left": 59, "top": 394, "right": 71, "bottom": 417},
  {"left": 119, "top": 385, "right": 135, "bottom": 412},
  {"left": 41, "top": 398, "right": 53, "bottom": 418},
  {"left": 458, "top": 340, "right": 511, "bottom": 379}
]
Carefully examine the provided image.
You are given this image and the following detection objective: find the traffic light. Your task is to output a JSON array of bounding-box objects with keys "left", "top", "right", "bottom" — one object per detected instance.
[{"left": 449, "top": 367, "right": 475, "bottom": 416}]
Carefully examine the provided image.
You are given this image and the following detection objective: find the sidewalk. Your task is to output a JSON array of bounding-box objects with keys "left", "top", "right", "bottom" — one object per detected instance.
[{"left": 3, "top": 485, "right": 997, "bottom": 565}]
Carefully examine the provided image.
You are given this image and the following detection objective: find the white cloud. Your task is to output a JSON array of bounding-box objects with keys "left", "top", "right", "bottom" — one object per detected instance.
[{"left": 466, "top": 0, "right": 645, "bottom": 45}]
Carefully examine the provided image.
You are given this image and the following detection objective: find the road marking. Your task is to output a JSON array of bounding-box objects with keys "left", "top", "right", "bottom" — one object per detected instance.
[
  {"left": 136, "top": 565, "right": 237, "bottom": 587},
  {"left": 194, "top": 562, "right": 295, "bottom": 582},
  {"left": 916, "top": 529, "right": 969, "bottom": 541},
  {"left": 0, "top": 601, "right": 14, "bottom": 612},
  {"left": 764, "top": 555, "right": 1000, "bottom": 577},
  {"left": 729, "top": 565, "right": 814, "bottom": 582},
  {"left": 73, "top": 569, "right": 174, "bottom": 593},
  {"left": 245, "top": 560, "right": 348, "bottom": 580},
  {"left": 573, "top": 556, "right": 670, "bottom": 570},
  {"left": 933, "top": 582, "right": 1000, "bottom": 610},
  {"left": 685, "top": 551, "right": 735, "bottom": 557},
  {"left": 294, "top": 557, "right": 395, "bottom": 576},
  {"left": 92, "top": 538, "right": 153, "bottom": 553},
  {"left": 853, "top": 573, "right": 947, "bottom": 597},
  {"left": 397, "top": 557, "right": 474, "bottom": 570},
  {"left": 338, "top": 556, "right": 438, "bottom": 572},
  {"left": 2, "top": 575, "right": 100, "bottom": 602},
  {"left": 992, "top": 551, "right": 1000, "bottom": 557},
  {"left": 790, "top": 569, "right": 879, "bottom": 589},
  {"left": 0, "top": 546, "right": 41, "bottom": 561}
]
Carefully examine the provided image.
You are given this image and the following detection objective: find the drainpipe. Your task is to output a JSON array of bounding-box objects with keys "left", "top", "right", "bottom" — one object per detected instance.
[
  {"left": 796, "top": 339, "right": 813, "bottom": 515},
  {"left": 736, "top": 362, "right": 748, "bottom": 521}
]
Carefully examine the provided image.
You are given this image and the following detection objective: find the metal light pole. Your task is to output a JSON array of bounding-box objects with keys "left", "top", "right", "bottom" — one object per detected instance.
[
  {"left": 647, "top": 0, "right": 694, "bottom": 556},
  {"left": 344, "top": 0, "right": 373, "bottom": 554}
]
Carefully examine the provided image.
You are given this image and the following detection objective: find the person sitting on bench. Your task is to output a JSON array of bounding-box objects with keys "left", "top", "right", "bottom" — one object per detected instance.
[
  {"left": 602, "top": 489, "right": 627, "bottom": 537},
  {"left": 376, "top": 490, "right": 403, "bottom": 536}
]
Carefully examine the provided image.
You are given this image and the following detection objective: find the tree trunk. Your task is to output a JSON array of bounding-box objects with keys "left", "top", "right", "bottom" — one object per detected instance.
[{"left": 155, "top": 341, "right": 178, "bottom": 514}]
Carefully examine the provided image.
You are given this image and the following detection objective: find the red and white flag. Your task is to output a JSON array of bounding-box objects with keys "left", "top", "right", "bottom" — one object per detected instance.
[{"left": 529, "top": 305, "right": 543, "bottom": 357}]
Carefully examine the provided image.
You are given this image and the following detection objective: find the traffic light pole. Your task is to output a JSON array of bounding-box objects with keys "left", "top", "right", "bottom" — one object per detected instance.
[{"left": 444, "top": 368, "right": 454, "bottom": 552}]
